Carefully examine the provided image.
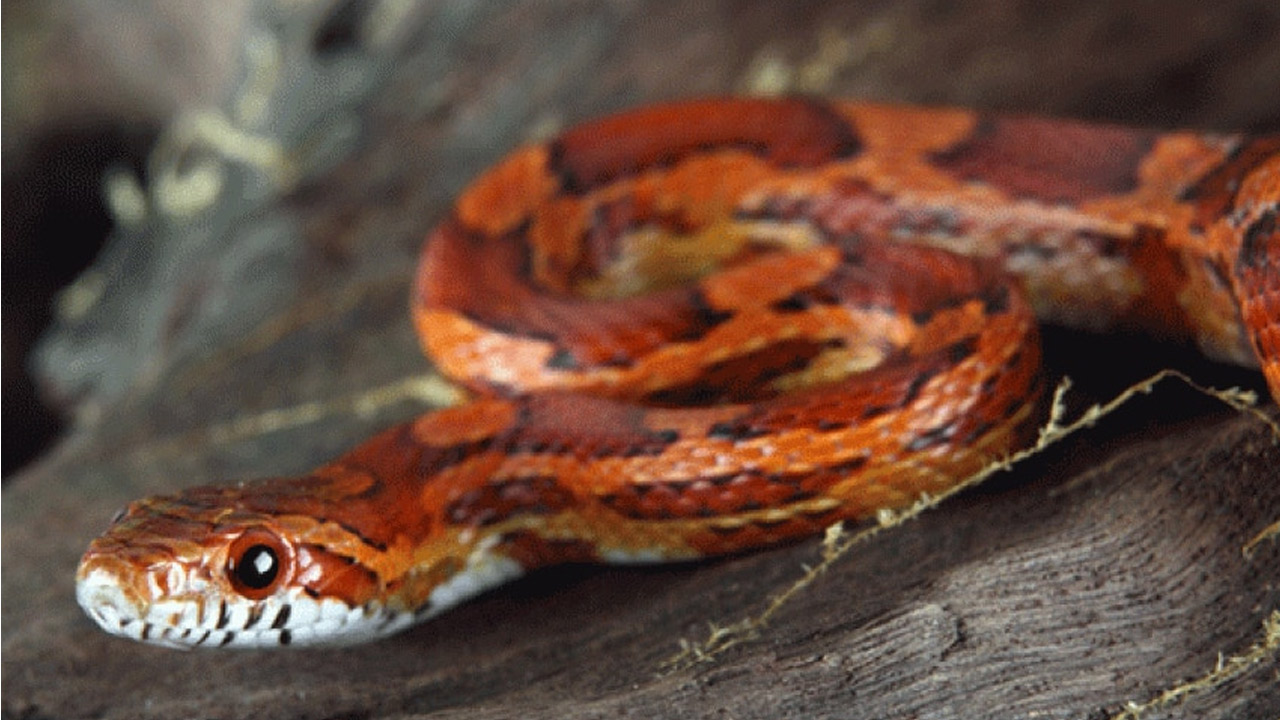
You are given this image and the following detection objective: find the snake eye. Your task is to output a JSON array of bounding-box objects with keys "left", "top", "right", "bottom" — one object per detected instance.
[{"left": 227, "top": 530, "right": 291, "bottom": 599}]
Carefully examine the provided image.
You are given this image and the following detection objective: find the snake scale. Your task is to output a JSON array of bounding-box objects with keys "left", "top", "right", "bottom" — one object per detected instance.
[{"left": 77, "top": 98, "right": 1279, "bottom": 649}]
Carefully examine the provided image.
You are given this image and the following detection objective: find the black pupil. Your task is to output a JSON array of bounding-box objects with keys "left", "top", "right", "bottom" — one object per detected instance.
[{"left": 236, "top": 545, "right": 279, "bottom": 589}]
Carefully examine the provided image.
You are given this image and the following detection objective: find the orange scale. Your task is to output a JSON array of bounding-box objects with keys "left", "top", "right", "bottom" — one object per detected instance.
[
  {"left": 410, "top": 399, "right": 518, "bottom": 448},
  {"left": 703, "top": 489, "right": 741, "bottom": 516},
  {"left": 747, "top": 481, "right": 799, "bottom": 509},
  {"left": 455, "top": 146, "right": 558, "bottom": 234},
  {"left": 528, "top": 199, "right": 594, "bottom": 291},
  {"left": 637, "top": 482, "right": 681, "bottom": 510},
  {"left": 719, "top": 474, "right": 762, "bottom": 504},
  {"left": 669, "top": 494, "right": 707, "bottom": 519},
  {"left": 655, "top": 154, "right": 778, "bottom": 222}
]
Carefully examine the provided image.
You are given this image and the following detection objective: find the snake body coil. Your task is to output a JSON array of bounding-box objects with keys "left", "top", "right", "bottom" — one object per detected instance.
[{"left": 77, "top": 99, "right": 1280, "bottom": 649}]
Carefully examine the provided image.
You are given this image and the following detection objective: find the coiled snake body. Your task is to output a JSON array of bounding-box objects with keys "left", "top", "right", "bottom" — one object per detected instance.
[{"left": 77, "top": 99, "right": 1280, "bottom": 649}]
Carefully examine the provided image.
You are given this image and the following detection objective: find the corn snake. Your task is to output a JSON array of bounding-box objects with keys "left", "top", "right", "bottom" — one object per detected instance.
[{"left": 76, "top": 98, "right": 1280, "bottom": 649}]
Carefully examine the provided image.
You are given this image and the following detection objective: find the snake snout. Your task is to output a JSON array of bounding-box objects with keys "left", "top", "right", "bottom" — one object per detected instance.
[
  {"left": 75, "top": 562, "right": 145, "bottom": 637},
  {"left": 75, "top": 557, "right": 213, "bottom": 649}
]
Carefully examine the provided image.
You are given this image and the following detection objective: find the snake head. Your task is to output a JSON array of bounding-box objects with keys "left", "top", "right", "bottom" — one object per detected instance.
[{"left": 75, "top": 484, "right": 419, "bottom": 649}]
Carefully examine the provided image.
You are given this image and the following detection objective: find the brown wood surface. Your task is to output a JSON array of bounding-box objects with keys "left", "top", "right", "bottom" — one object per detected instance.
[{"left": 4, "top": 2, "right": 1279, "bottom": 719}]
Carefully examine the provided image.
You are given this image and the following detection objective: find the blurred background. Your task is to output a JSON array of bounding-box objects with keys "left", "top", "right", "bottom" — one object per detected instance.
[{"left": 4, "top": 1, "right": 249, "bottom": 475}]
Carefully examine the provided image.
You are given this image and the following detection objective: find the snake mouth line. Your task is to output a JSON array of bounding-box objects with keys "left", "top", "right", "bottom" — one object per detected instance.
[{"left": 75, "top": 566, "right": 416, "bottom": 649}]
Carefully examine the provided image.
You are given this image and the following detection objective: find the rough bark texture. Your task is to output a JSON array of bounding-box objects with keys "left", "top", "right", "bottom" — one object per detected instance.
[{"left": 4, "top": 1, "right": 1279, "bottom": 719}]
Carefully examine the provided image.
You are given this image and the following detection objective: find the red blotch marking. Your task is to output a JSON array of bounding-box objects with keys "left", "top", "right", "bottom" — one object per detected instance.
[
  {"left": 931, "top": 116, "right": 1157, "bottom": 204},
  {"left": 551, "top": 98, "right": 861, "bottom": 193}
]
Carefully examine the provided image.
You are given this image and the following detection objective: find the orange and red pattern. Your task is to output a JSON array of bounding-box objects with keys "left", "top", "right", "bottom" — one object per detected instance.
[{"left": 77, "top": 99, "right": 1279, "bottom": 648}]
